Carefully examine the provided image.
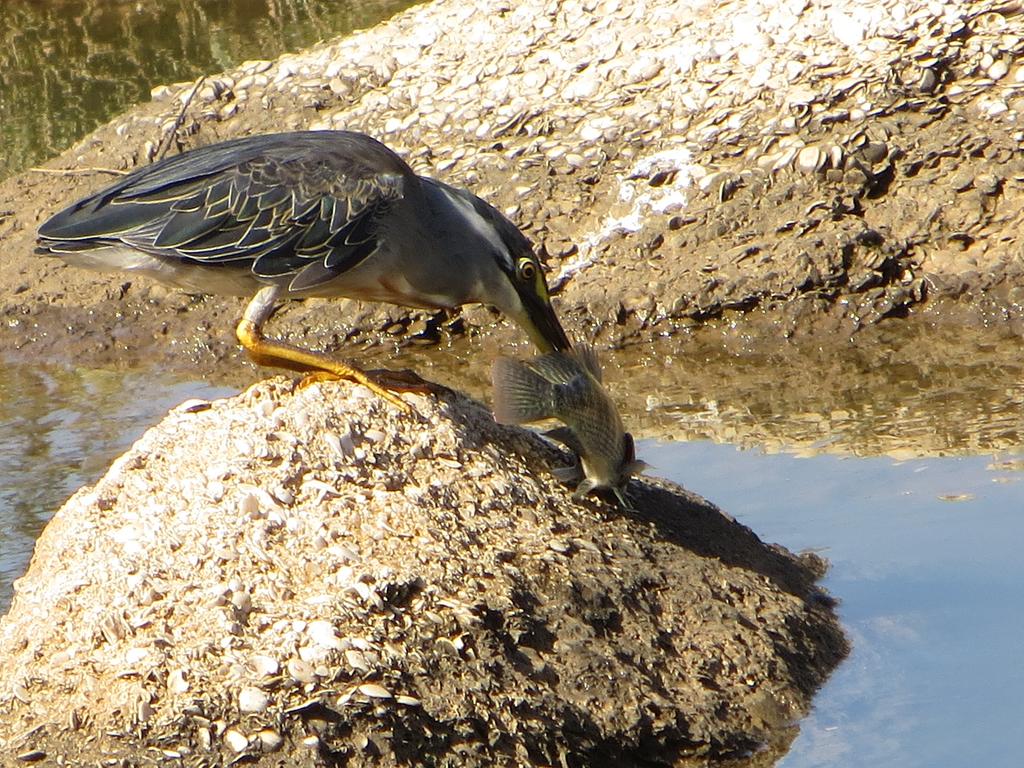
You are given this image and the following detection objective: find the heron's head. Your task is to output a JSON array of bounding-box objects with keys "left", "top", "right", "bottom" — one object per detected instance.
[
  {"left": 443, "top": 186, "right": 571, "bottom": 353},
  {"left": 498, "top": 245, "right": 572, "bottom": 353}
]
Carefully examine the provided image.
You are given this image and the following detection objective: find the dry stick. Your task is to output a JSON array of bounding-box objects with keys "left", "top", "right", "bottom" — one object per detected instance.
[
  {"left": 30, "top": 75, "right": 210, "bottom": 178},
  {"left": 153, "top": 75, "right": 207, "bottom": 162},
  {"left": 28, "top": 166, "right": 129, "bottom": 176}
]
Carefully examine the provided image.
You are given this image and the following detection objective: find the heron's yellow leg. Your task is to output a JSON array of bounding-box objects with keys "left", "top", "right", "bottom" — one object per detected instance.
[{"left": 235, "top": 316, "right": 412, "bottom": 413}]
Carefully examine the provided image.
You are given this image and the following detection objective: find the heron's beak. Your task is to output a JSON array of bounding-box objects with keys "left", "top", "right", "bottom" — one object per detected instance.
[{"left": 519, "top": 290, "right": 572, "bottom": 353}]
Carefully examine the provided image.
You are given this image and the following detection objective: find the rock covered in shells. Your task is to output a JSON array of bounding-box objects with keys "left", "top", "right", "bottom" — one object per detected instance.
[
  {"left": 0, "top": 377, "right": 845, "bottom": 764},
  {"left": 124, "top": 0, "right": 1024, "bottom": 240}
]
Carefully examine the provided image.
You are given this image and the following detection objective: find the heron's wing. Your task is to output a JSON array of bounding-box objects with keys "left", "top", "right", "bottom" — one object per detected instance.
[{"left": 37, "top": 132, "right": 413, "bottom": 291}]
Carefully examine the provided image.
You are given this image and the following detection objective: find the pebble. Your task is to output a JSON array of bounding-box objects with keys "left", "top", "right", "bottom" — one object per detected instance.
[
  {"left": 974, "top": 173, "right": 1001, "bottom": 196},
  {"left": 307, "top": 619, "right": 344, "bottom": 649},
  {"left": 244, "top": 59, "right": 272, "bottom": 74},
  {"left": 988, "top": 60, "right": 1009, "bottom": 80},
  {"left": 345, "top": 648, "right": 370, "bottom": 672},
  {"left": 358, "top": 682, "right": 393, "bottom": 699},
  {"left": 238, "top": 686, "right": 270, "bottom": 714},
  {"left": 223, "top": 728, "right": 250, "bottom": 753},
  {"left": 796, "top": 146, "right": 825, "bottom": 174},
  {"left": 150, "top": 84, "right": 175, "bottom": 102},
  {"left": 287, "top": 658, "right": 317, "bottom": 684},
  {"left": 196, "top": 727, "right": 213, "bottom": 751},
  {"left": 231, "top": 589, "right": 253, "bottom": 614},
  {"left": 167, "top": 669, "right": 189, "bottom": 695},
  {"left": 249, "top": 654, "right": 279, "bottom": 678},
  {"left": 124, "top": 647, "right": 148, "bottom": 665},
  {"left": 257, "top": 729, "right": 284, "bottom": 752}
]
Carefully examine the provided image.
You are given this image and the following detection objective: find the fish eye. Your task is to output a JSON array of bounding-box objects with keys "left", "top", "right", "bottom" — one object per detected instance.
[{"left": 517, "top": 258, "right": 537, "bottom": 282}]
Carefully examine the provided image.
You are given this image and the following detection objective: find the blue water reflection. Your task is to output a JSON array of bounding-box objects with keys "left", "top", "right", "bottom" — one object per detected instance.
[
  {"left": 641, "top": 440, "right": 1024, "bottom": 768},
  {"left": 0, "top": 365, "right": 235, "bottom": 611}
]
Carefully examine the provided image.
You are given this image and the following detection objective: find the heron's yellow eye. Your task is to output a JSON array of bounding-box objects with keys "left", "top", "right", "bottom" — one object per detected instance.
[{"left": 517, "top": 258, "right": 537, "bottom": 282}]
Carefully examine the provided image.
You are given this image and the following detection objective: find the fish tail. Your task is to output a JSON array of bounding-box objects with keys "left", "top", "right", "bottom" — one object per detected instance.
[{"left": 491, "top": 357, "right": 556, "bottom": 424}]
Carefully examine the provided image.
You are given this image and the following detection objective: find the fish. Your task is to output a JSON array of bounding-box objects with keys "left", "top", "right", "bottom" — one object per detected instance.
[{"left": 491, "top": 345, "right": 646, "bottom": 508}]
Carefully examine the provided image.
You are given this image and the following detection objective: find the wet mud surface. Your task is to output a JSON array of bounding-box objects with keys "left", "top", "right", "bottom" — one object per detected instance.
[{"left": 2, "top": 0, "right": 1024, "bottom": 374}]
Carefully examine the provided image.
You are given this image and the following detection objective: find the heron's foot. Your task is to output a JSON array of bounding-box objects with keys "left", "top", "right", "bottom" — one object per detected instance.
[
  {"left": 364, "top": 368, "right": 447, "bottom": 396},
  {"left": 298, "top": 368, "right": 445, "bottom": 409},
  {"left": 295, "top": 371, "right": 341, "bottom": 390},
  {"left": 236, "top": 317, "right": 416, "bottom": 413},
  {"left": 295, "top": 369, "right": 414, "bottom": 413}
]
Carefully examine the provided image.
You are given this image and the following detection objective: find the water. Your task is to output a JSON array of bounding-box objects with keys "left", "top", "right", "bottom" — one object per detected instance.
[
  {"left": 0, "top": 364, "right": 235, "bottom": 610},
  {"left": 641, "top": 441, "right": 1024, "bottom": 768},
  {"left": 0, "top": 0, "right": 414, "bottom": 180}
]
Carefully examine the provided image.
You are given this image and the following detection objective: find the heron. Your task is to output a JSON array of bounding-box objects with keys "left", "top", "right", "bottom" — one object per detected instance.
[{"left": 36, "top": 130, "right": 571, "bottom": 411}]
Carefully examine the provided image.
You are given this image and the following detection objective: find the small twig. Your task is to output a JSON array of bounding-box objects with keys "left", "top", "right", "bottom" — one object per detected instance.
[
  {"left": 29, "top": 166, "right": 129, "bottom": 176},
  {"left": 153, "top": 74, "right": 207, "bottom": 162}
]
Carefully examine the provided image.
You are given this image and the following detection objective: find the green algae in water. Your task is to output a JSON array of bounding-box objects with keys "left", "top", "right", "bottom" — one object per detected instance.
[{"left": 0, "top": 0, "right": 417, "bottom": 179}]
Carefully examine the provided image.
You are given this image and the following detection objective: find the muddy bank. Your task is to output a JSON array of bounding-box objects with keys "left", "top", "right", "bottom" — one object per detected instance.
[
  {"left": 611, "top": 307, "right": 1024, "bottom": 456},
  {"left": 1, "top": 0, "right": 1024, "bottom": 374},
  {"left": 0, "top": 378, "right": 844, "bottom": 765}
]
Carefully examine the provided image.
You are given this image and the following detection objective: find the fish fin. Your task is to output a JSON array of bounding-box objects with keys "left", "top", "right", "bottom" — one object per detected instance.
[
  {"left": 576, "top": 479, "right": 637, "bottom": 512},
  {"left": 573, "top": 344, "right": 603, "bottom": 382},
  {"left": 544, "top": 426, "right": 585, "bottom": 456},
  {"left": 551, "top": 463, "right": 583, "bottom": 483},
  {"left": 621, "top": 434, "right": 648, "bottom": 479},
  {"left": 524, "top": 352, "right": 592, "bottom": 386},
  {"left": 571, "top": 477, "right": 598, "bottom": 500},
  {"left": 491, "top": 357, "right": 554, "bottom": 424},
  {"left": 623, "top": 433, "right": 639, "bottom": 463},
  {"left": 625, "top": 459, "right": 650, "bottom": 477},
  {"left": 611, "top": 485, "right": 637, "bottom": 512}
]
